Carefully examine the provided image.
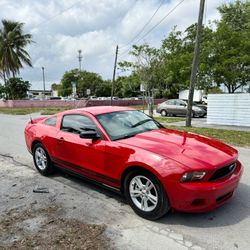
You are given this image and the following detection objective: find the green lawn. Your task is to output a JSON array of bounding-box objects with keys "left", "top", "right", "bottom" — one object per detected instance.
[
  {"left": 0, "top": 107, "right": 70, "bottom": 115},
  {"left": 0, "top": 105, "right": 145, "bottom": 115},
  {"left": 165, "top": 125, "right": 250, "bottom": 147},
  {"left": 154, "top": 116, "right": 185, "bottom": 123}
]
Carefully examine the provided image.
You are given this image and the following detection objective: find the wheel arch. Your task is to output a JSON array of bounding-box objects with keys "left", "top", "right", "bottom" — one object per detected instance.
[
  {"left": 31, "top": 139, "right": 44, "bottom": 153},
  {"left": 120, "top": 165, "right": 161, "bottom": 194}
]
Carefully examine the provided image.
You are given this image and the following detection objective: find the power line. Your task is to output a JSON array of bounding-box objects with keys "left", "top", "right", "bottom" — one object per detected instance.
[
  {"left": 119, "top": 0, "right": 186, "bottom": 58},
  {"left": 32, "top": 0, "right": 82, "bottom": 31},
  {"left": 120, "top": 0, "right": 165, "bottom": 49}
]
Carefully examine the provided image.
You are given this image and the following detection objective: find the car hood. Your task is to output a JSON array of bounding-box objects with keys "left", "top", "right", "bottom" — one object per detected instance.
[{"left": 118, "top": 128, "right": 238, "bottom": 170}]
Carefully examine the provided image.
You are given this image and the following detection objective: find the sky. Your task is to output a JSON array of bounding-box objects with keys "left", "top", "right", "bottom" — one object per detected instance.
[{"left": 0, "top": 0, "right": 230, "bottom": 90}]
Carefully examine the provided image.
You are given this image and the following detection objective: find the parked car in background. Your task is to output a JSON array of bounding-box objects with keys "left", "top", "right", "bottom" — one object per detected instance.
[
  {"left": 49, "top": 96, "right": 62, "bottom": 100},
  {"left": 24, "top": 106, "right": 243, "bottom": 220},
  {"left": 181, "top": 100, "right": 207, "bottom": 112},
  {"left": 202, "top": 95, "right": 208, "bottom": 104},
  {"left": 156, "top": 99, "right": 206, "bottom": 117}
]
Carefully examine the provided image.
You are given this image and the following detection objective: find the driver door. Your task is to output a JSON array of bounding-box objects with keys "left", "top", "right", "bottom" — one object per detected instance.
[{"left": 54, "top": 114, "right": 106, "bottom": 179}]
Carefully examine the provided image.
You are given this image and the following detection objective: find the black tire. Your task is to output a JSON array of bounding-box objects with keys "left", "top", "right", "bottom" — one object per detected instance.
[
  {"left": 124, "top": 170, "right": 170, "bottom": 220},
  {"left": 192, "top": 111, "right": 196, "bottom": 118},
  {"left": 33, "top": 143, "right": 54, "bottom": 176},
  {"left": 160, "top": 109, "right": 167, "bottom": 117}
]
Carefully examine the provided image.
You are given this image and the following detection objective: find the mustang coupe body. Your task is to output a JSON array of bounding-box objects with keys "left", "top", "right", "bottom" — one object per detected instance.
[{"left": 24, "top": 106, "right": 243, "bottom": 220}]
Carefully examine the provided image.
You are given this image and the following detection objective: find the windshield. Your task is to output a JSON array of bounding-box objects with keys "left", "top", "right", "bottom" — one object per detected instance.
[{"left": 96, "top": 110, "right": 163, "bottom": 141}]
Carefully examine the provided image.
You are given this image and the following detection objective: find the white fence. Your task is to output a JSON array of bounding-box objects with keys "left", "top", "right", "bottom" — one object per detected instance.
[{"left": 207, "top": 93, "right": 250, "bottom": 127}]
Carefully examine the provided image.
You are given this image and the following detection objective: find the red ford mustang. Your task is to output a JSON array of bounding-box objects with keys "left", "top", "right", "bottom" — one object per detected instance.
[{"left": 24, "top": 106, "right": 243, "bottom": 220}]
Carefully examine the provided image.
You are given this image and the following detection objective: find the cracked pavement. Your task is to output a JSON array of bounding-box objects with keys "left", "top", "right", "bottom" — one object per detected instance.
[{"left": 0, "top": 113, "right": 250, "bottom": 250}]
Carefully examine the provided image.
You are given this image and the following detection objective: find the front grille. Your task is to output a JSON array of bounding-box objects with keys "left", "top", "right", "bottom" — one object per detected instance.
[{"left": 209, "top": 162, "right": 236, "bottom": 181}]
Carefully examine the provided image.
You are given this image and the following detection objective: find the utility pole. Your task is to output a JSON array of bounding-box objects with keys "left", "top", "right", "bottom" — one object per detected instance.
[
  {"left": 111, "top": 45, "right": 118, "bottom": 105},
  {"left": 41, "top": 67, "right": 46, "bottom": 100},
  {"left": 186, "top": 0, "right": 205, "bottom": 127},
  {"left": 78, "top": 49, "right": 82, "bottom": 71}
]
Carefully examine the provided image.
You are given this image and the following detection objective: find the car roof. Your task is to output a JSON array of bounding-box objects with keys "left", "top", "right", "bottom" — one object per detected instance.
[{"left": 60, "top": 106, "right": 135, "bottom": 116}]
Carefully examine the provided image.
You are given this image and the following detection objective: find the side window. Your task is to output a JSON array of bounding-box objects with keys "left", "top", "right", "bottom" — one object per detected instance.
[
  {"left": 61, "top": 115, "right": 97, "bottom": 134},
  {"left": 167, "top": 100, "right": 176, "bottom": 105},
  {"left": 175, "top": 100, "right": 181, "bottom": 106},
  {"left": 44, "top": 116, "right": 57, "bottom": 126}
]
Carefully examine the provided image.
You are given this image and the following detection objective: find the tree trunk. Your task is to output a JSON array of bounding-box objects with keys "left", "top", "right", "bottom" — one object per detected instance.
[{"left": 148, "top": 90, "right": 154, "bottom": 117}]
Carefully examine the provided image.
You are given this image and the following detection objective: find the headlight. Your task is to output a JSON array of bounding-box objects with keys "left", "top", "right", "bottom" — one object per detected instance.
[{"left": 180, "top": 171, "right": 207, "bottom": 182}]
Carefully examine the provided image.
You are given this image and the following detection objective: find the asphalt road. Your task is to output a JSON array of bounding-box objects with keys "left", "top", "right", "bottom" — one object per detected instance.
[{"left": 0, "top": 113, "right": 250, "bottom": 250}]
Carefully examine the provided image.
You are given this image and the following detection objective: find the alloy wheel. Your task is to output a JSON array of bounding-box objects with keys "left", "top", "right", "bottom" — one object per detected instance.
[
  {"left": 35, "top": 147, "right": 48, "bottom": 171},
  {"left": 129, "top": 175, "right": 158, "bottom": 212}
]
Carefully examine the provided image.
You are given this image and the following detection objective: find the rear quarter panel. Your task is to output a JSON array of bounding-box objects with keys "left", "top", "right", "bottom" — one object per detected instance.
[{"left": 24, "top": 116, "right": 59, "bottom": 156}]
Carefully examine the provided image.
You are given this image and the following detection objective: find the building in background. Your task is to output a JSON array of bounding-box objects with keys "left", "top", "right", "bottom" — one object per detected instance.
[{"left": 27, "top": 89, "right": 53, "bottom": 99}]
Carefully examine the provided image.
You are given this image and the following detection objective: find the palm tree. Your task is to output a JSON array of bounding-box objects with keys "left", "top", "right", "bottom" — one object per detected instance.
[{"left": 0, "top": 19, "right": 33, "bottom": 82}]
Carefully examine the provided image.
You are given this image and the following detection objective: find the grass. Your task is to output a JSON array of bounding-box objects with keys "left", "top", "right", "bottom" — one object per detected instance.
[
  {"left": 40, "top": 108, "right": 71, "bottom": 115},
  {"left": 165, "top": 125, "right": 250, "bottom": 147},
  {"left": 0, "top": 105, "right": 146, "bottom": 115},
  {"left": 154, "top": 116, "right": 185, "bottom": 123},
  {"left": 0, "top": 107, "right": 70, "bottom": 115}
]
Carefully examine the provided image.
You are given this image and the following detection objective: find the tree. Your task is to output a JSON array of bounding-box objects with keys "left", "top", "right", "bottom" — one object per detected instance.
[
  {"left": 119, "top": 44, "right": 162, "bottom": 116},
  {"left": 4, "top": 77, "right": 30, "bottom": 99},
  {"left": 77, "top": 71, "right": 103, "bottom": 97},
  {"left": 95, "top": 80, "right": 112, "bottom": 97},
  {"left": 115, "top": 75, "right": 140, "bottom": 97},
  {"left": 160, "top": 25, "right": 214, "bottom": 96},
  {"left": 51, "top": 83, "right": 60, "bottom": 91},
  {"left": 0, "top": 20, "right": 33, "bottom": 81},
  {"left": 0, "top": 83, "right": 5, "bottom": 98},
  {"left": 59, "top": 69, "right": 103, "bottom": 97},
  {"left": 210, "top": 1, "right": 250, "bottom": 93}
]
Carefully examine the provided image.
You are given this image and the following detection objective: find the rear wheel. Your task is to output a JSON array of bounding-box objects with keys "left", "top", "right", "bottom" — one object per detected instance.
[
  {"left": 160, "top": 110, "right": 167, "bottom": 117},
  {"left": 124, "top": 170, "right": 170, "bottom": 220},
  {"left": 33, "top": 143, "right": 54, "bottom": 176}
]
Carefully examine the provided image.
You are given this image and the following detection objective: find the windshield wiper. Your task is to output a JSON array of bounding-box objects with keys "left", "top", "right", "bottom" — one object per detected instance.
[{"left": 131, "top": 118, "right": 152, "bottom": 128}]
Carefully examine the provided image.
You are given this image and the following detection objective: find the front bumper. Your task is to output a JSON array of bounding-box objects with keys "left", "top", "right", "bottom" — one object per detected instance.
[{"left": 166, "top": 162, "right": 243, "bottom": 213}]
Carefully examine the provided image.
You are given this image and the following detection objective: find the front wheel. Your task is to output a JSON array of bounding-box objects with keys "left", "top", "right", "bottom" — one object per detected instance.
[
  {"left": 124, "top": 171, "right": 170, "bottom": 220},
  {"left": 33, "top": 143, "right": 54, "bottom": 176}
]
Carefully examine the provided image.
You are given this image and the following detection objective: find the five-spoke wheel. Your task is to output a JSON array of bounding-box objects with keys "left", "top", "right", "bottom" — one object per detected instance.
[
  {"left": 33, "top": 143, "right": 54, "bottom": 176},
  {"left": 124, "top": 171, "right": 170, "bottom": 220},
  {"left": 129, "top": 175, "right": 158, "bottom": 212}
]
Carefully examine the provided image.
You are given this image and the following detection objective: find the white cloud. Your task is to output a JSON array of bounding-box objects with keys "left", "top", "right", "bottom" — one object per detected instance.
[{"left": 0, "top": 0, "right": 229, "bottom": 89}]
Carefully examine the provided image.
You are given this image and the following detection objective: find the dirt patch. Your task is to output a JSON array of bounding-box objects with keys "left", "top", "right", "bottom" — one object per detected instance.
[{"left": 0, "top": 206, "right": 111, "bottom": 250}]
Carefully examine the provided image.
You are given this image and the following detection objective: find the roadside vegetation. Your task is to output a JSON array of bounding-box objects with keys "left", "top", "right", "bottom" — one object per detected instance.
[
  {"left": 0, "top": 105, "right": 152, "bottom": 115},
  {"left": 0, "top": 107, "right": 70, "bottom": 115},
  {"left": 1, "top": 1, "right": 249, "bottom": 101},
  {"left": 154, "top": 117, "right": 185, "bottom": 123},
  {"left": 165, "top": 126, "right": 250, "bottom": 147}
]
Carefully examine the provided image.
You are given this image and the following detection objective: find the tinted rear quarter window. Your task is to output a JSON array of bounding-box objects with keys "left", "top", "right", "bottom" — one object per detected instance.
[{"left": 44, "top": 116, "right": 57, "bottom": 126}]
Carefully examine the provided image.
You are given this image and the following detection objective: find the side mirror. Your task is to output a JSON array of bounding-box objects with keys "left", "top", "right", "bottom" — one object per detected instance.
[{"left": 79, "top": 130, "right": 101, "bottom": 140}]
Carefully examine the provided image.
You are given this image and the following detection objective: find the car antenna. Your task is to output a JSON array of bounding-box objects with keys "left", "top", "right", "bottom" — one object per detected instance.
[{"left": 30, "top": 115, "right": 33, "bottom": 124}]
